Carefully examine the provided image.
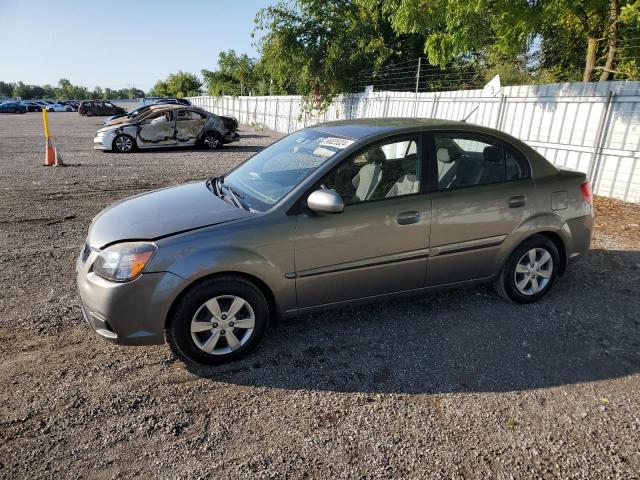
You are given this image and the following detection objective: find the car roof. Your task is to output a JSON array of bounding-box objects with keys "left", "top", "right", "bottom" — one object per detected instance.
[{"left": 312, "top": 118, "right": 504, "bottom": 140}]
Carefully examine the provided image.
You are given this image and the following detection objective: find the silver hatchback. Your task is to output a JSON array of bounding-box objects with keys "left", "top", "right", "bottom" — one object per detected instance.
[{"left": 77, "top": 119, "right": 593, "bottom": 365}]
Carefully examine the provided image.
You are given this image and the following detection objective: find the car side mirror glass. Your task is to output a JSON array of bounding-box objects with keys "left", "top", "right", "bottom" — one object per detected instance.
[{"left": 307, "top": 188, "right": 344, "bottom": 214}]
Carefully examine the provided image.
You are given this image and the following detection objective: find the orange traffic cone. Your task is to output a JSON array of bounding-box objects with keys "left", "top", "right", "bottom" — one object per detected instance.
[
  {"left": 44, "top": 138, "right": 55, "bottom": 166},
  {"left": 54, "top": 147, "right": 64, "bottom": 166}
]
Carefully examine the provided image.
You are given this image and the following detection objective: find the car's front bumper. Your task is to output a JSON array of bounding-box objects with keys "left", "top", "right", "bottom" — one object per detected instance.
[
  {"left": 76, "top": 247, "right": 185, "bottom": 345},
  {"left": 93, "top": 130, "right": 117, "bottom": 150}
]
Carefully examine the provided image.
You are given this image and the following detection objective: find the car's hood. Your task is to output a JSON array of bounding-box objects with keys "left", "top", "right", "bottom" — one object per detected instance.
[
  {"left": 88, "top": 182, "right": 251, "bottom": 248},
  {"left": 103, "top": 114, "right": 128, "bottom": 126}
]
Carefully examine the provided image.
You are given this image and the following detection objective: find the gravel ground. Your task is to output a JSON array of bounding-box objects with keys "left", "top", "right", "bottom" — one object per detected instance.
[{"left": 0, "top": 112, "right": 639, "bottom": 479}]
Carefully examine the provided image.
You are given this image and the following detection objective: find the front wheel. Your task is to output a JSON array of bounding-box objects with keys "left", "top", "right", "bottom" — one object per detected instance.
[
  {"left": 494, "top": 235, "right": 559, "bottom": 304},
  {"left": 113, "top": 134, "right": 135, "bottom": 153},
  {"left": 202, "top": 131, "right": 223, "bottom": 150},
  {"left": 167, "top": 276, "right": 269, "bottom": 365},
  {"left": 86, "top": 110, "right": 93, "bottom": 117}
]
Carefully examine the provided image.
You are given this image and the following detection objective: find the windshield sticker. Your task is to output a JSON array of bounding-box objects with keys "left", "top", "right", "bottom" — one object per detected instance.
[{"left": 318, "top": 137, "right": 355, "bottom": 149}]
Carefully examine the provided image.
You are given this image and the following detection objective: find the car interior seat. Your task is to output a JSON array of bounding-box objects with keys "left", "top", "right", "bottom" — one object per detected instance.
[
  {"left": 386, "top": 153, "right": 419, "bottom": 197},
  {"left": 480, "top": 145, "right": 504, "bottom": 184},
  {"left": 352, "top": 147, "right": 386, "bottom": 201}
]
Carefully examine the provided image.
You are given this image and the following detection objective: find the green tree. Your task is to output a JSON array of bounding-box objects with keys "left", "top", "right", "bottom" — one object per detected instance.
[
  {"left": 202, "top": 50, "right": 261, "bottom": 95},
  {"left": 0, "top": 81, "right": 14, "bottom": 97},
  {"left": 378, "top": 0, "right": 639, "bottom": 82},
  {"left": 255, "top": 0, "right": 428, "bottom": 100},
  {"left": 149, "top": 72, "right": 201, "bottom": 97}
]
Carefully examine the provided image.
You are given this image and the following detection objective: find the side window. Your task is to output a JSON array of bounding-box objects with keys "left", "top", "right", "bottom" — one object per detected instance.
[
  {"left": 322, "top": 137, "right": 421, "bottom": 205},
  {"left": 505, "top": 146, "right": 531, "bottom": 181},
  {"left": 178, "top": 110, "right": 206, "bottom": 121},
  {"left": 434, "top": 133, "right": 529, "bottom": 190},
  {"left": 146, "top": 111, "right": 174, "bottom": 124}
]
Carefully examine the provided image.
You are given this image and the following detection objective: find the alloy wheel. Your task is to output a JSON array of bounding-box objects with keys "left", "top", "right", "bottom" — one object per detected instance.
[
  {"left": 115, "top": 136, "right": 133, "bottom": 152},
  {"left": 190, "top": 295, "right": 255, "bottom": 355},
  {"left": 204, "top": 134, "right": 221, "bottom": 149},
  {"left": 514, "top": 247, "right": 554, "bottom": 296}
]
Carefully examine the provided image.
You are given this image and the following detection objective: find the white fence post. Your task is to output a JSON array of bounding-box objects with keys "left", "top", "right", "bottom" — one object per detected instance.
[{"left": 589, "top": 91, "right": 615, "bottom": 186}]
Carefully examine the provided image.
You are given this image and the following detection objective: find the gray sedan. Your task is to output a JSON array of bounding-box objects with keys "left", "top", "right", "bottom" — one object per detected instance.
[{"left": 77, "top": 119, "right": 593, "bottom": 365}]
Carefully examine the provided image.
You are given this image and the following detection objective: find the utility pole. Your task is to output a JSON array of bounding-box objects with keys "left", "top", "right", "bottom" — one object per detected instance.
[
  {"left": 415, "top": 57, "right": 421, "bottom": 94},
  {"left": 269, "top": 79, "right": 273, "bottom": 96}
]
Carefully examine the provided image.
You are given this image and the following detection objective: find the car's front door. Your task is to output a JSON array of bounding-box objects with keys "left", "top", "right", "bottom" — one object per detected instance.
[
  {"left": 137, "top": 110, "right": 177, "bottom": 147},
  {"left": 176, "top": 109, "right": 207, "bottom": 145},
  {"left": 293, "top": 134, "right": 432, "bottom": 309},
  {"left": 425, "top": 131, "right": 535, "bottom": 286}
]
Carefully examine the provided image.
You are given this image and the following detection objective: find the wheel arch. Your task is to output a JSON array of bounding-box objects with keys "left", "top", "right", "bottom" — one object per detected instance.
[
  {"left": 111, "top": 132, "right": 136, "bottom": 152},
  {"left": 164, "top": 271, "right": 279, "bottom": 330},
  {"left": 531, "top": 230, "right": 567, "bottom": 275}
]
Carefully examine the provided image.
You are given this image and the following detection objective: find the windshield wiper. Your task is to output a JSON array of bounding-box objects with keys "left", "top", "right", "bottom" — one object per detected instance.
[{"left": 221, "top": 183, "right": 249, "bottom": 211}]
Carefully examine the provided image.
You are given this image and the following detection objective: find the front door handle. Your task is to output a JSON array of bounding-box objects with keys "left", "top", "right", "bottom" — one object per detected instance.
[
  {"left": 508, "top": 195, "right": 527, "bottom": 208},
  {"left": 397, "top": 211, "right": 421, "bottom": 225}
]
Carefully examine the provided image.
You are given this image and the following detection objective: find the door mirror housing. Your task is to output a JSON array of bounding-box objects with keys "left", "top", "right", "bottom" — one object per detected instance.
[{"left": 307, "top": 188, "right": 344, "bottom": 214}]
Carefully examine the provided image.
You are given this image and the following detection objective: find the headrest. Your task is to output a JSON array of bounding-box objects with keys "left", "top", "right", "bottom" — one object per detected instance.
[
  {"left": 402, "top": 153, "right": 418, "bottom": 173},
  {"left": 366, "top": 147, "right": 386, "bottom": 164},
  {"left": 483, "top": 145, "right": 502, "bottom": 163},
  {"left": 437, "top": 148, "right": 452, "bottom": 163}
]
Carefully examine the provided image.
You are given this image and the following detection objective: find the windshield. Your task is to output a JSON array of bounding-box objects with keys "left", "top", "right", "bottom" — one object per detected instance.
[{"left": 224, "top": 129, "right": 354, "bottom": 212}]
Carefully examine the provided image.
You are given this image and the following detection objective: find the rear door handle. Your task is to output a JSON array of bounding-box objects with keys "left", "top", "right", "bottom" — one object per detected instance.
[
  {"left": 508, "top": 195, "right": 526, "bottom": 208},
  {"left": 397, "top": 211, "right": 421, "bottom": 225}
]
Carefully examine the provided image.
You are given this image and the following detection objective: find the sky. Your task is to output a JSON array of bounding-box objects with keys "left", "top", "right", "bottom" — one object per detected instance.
[{"left": 0, "top": 0, "right": 274, "bottom": 91}]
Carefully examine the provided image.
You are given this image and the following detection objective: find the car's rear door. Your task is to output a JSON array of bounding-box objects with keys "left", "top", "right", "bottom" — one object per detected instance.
[
  {"left": 425, "top": 130, "right": 535, "bottom": 286},
  {"left": 137, "top": 110, "right": 177, "bottom": 147},
  {"left": 176, "top": 109, "right": 206, "bottom": 145},
  {"left": 293, "top": 134, "right": 432, "bottom": 309}
]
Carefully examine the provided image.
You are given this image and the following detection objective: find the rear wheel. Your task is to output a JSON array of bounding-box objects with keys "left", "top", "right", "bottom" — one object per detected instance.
[
  {"left": 167, "top": 276, "right": 269, "bottom": 365},
  {"left": 494, "top": 235, "right": 559, "bottom": 304},
  {"left": 202, "top": 131, "right": 223, "bottom": 150},
  {"left": 113, "top": 134, "right": 135, "bottom": 153},
  {"left": 86, "top": 110, "right": 93, "bottom": 117}
]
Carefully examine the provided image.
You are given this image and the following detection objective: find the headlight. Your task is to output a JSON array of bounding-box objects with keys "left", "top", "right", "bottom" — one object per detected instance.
[{"left": 93, "top": 242, "right": 157, "bottom": 282}]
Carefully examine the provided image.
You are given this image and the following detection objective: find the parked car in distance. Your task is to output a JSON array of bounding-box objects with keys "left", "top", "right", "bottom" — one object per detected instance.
[
  {"left": 78, "top": 118, "right": 594, "bottom": 365},
  {"left": 20, "top": 101, "right": 42, "bottom": 112},
  {"left": 79, "top": 100, "right": 126, "bottom": 117},
  {"left": 47, "top": 102, "right": 75, "bottom": 112},
  {"left": 141, "top": 97, "right": 192, "bottom": 107},
  {"left": 94, "top": 105, "right": 239, "bottom": 152},
  {"left": 0, "top": 102, "right": 27, "bottom": 114}
]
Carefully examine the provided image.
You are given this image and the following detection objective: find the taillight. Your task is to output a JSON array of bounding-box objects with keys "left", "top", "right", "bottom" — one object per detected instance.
[{"left": 580, "top": 181, "right": 593, "bottom": 204}]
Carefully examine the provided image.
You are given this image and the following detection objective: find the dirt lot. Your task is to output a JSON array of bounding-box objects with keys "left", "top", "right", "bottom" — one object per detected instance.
[{"left": 0, "top": 111, "right": 639, "bottom": 479}]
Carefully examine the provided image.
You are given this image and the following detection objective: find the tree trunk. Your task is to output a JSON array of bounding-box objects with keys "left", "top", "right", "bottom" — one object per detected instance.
[
  {"left": 599, "top": 0, "right": 618, "bottom": 81},
  {"left": 583, "top": 37, "right": 598, "bottom": 82}
]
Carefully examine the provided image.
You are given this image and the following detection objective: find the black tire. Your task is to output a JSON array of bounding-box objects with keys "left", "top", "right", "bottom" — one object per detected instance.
[
  {"left": 112, "top": 134, "right": 135, "bottom": 153},
  {"left": 494, "top": 234, "right": 559, "bottom": 304},
  {"left": 202, "top": 131, "right": 223, "bottom": 150},
  {"left": 167, "top": 276, "right": 269, "bottom": 365},
  {"left": 86, "top": 110, "right": 93, "bottom": 117}
]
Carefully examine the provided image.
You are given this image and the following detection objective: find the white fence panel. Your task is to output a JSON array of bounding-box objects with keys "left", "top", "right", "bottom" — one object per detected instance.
[{"left": 189, "top": 80, "right": 640, "bottom": 202}]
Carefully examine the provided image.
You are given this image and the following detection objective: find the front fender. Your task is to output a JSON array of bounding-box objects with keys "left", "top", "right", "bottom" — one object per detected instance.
[{"left": 147, "top": 218, "right": 297, "bottom": 314}]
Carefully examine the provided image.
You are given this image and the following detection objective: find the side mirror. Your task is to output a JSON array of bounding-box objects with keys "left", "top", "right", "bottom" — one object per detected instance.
[{"left": 307, "top": 188, "right": 344, "bottom": 214}]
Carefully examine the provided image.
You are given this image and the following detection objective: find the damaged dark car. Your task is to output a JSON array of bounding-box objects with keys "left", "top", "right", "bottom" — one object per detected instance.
[
  {"left": 79, "top": 100, "right": 127, "bottom": 117},
  {"left": 93, "top": 105, "right": 239, "bottom": 152}
]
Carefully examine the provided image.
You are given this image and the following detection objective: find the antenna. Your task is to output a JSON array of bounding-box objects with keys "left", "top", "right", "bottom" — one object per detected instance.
[{"left": 461, "top": 106, "right": 479, "bottom": 122}]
